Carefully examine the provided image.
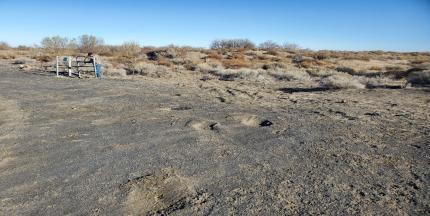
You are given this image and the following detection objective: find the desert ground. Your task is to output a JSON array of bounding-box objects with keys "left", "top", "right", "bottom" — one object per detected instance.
[{"left": 0, "top": 46, "right": 429, "bottom": 215}]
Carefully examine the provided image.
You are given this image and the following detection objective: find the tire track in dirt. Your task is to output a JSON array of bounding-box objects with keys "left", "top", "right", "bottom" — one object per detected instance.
[{"left": 0, "top": 97, "right": 27, "bottom": 169}]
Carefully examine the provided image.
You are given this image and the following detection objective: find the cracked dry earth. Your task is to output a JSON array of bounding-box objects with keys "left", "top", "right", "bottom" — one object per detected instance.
[{"left": 0, "top": 62, "right": 429, "bottom": 215}]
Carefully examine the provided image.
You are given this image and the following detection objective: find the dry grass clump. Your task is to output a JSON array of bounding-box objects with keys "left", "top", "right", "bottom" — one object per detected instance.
[
  {"left": 109, "top": 68, "right": 128, "bottom": 77},
  {"left": 311, "top": 50, "right": 336, "bottom": 60},
  {"left": 268, "top": 68, "right": 311, "bottom": 81},
  {"left": 335, "top": 67, "right": 356, "bottom": 74},
  {"left": 368, "top": 66, "right": 383, "bottom": 71},
  {"left": 299, "top": 59, "right": 331, "bottom": 68},
  {"left": 0, "top": 51, "right": 16, "bottom": 59},
  {"left": 218, "top": 51, "right": 250, "bottom": 69},
  {"left": 320, "top": 74, "right": 366, "bottom": 89},
  {"left": 306, "top": 69, "right": 337, "bottom": 77},
  {"left": 205, "top": 50, "right": 223, "bottom": 61},
  {"left": 125, "top": 62, "right": 170, "bottom": 78},
  {"left": 361, "top": 76, "right": 404, "bottom": 88},
  {"left": 101, "top": 62, "right": 127, "bottom": 77},
  {"left": 195, "top": 62, "right": 224, "bottom": 73},
  {"left": 261, "top": 62, "right": 284, "bottom": 70},
  {"left": 222, "top": 58, "right": 250, "bottom": 69},
  {"left": 384, "top": 66, "right": 404, "bottom": 71},
  {"left": 209, "top": 68, "right": 265, "bottom": 81}
]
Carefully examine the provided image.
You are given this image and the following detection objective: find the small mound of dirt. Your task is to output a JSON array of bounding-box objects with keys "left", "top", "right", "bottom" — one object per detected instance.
[
  {"left": 121, "top": 168, "right": 197, "bottom": 215},
  {"left": 228, "top": 114, "right": 273, "bottom": 127},
  {"left": 185, "top": 119, "right": 219, "bottom": 131}
]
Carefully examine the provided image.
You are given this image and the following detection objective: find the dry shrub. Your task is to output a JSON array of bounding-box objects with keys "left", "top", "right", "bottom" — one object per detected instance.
[
  {"left": 78, "top": 35, "right": 104, "bottom": 53},
  {"left": 157, "top": 59, "right": 171, "bottom": 67},
  {"left": 283, "top": 43, "right": 300, "bottom": 51},
  {"left": 167, "top": 46, "right": 188, "bottom": 59},
  {"left": 171, "top": 57, "right": 188, "bottom": 65},
  {"left": 313, "top": 51, "right": 332, "bottom": 60},
  {"left": 98, "top": 45, "right": 117, "bottom": 57},
  {"left": 320, "top": 74, "right": 366, "bottom": 89},
  {"left": 407, "top": 71, "right": 430, "bottom": 87},
  {"left": 335, "top": 67, "right": 356, "bottom": 74},
  {"left": 195, "top": 62, "right": 223, "bottom": 73},
  {"left": 117, "top": 41, "right": 141, "bottom": 58},
  {"left": 307, "top": 69, "right": 337, "bottom": 77},
  {"left": 369, "top": 66, "right": 383, "bottom": 71},
  {"left": 362, "top": 76, "right": 400, "bottom": 89},
  {"left": 182, "top": 61, "right": 198, "bottom": 71},
  {"left": 265, "top": 50, "right": 279, "bottom": 56},
  {"left": 0, "top": 41, "right": 10, "bottom": 50},
  {"left": 206, "top": 51, "right": 222, "bottom": 60},
  {"left": 36, "top": 55, "right": 53, "bottom": 63},
  {"left": 385, "top": 66, "right": 403, "bottom": 71},
  {"left": 341, "top": 52, "right": 371, "bottom": 61},
  {"left": 165, "top": 48, "right": 179, "bottom": 59},
  {"left": 109, "top": 68, "right": 127, "bottom": 77},
  {"left": 210, "top": 68, "right": 264, "bottom": 81},
  {"left": 102, "top": 62, "right": 127, "bottom": 77},
  {"left": 257, "top": 54, "right": 271, "bottom": 61},
  {"left": 222, "top": 58, "right": 249, "bottom": 69},
  {"left": 210, "top": 39, "right": 255, "bottom": 50},
  {"left": 0, "top": 51, "right": 16, "bottom": 59},
  {"left": 299, "top": 59, "right": 327, "bottom": 68},
  {"left": 262, "top": 62, "right": 284, "bottom": 70},
  {"left": 126, "top": 62, "right": 170, "bottom": 78},
  {"left": 259, "top": 40, "right": 281, "bottom": 50},
  {"left": 268, "top": 68, "right": 311, "bottom": 81},
  {"left": 184, "top": 51, "right": 207, "bottom": 62}
]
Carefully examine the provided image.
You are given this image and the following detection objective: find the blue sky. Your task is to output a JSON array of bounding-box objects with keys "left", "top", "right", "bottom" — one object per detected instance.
[{"left": 0, "top": 0, "right": 429, "bottom": 51}]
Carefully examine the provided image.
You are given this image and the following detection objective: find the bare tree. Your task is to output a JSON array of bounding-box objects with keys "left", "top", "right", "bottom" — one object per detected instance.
[
  {"left": 117, "top": 41, "right": 142, "bottom": 76},
  {"left": 210, "top": 39, "right": 255, "bottom": 49},
  {"left": 41, "top": 36, "right": 69, "bottom": 54},
  {"left": 283, "top": 43, "right": 300, "bottom": 51},
  {"left": 118, "top": 41, "right": 141, "bottom": 58},
  {"left": 259, "top": 40, "right": 281, "bottom": 50},
  {"left": 78, "top": 35, "right": 104, "bottom": 53}
]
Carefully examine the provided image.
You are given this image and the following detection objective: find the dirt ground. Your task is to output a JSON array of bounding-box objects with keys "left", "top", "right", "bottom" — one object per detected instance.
[{"left": 0, "top": 60, "right": 429, "bottom": 215}]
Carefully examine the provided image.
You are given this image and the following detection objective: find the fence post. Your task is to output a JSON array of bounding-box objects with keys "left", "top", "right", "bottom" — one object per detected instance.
[
  {"left": 56, "top": 56, "right": 59, "bottom": 77},
  {"left": 93, "top": 57, "right": 97, "bottom": 78},
  {"left": 68, "top": 56, "right": 72, "bottom": 77}
]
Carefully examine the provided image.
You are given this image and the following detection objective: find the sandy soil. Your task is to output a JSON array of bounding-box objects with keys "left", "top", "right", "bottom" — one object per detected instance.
[{"left": 0, "top": 61, "right": 429, "bottom": 215}]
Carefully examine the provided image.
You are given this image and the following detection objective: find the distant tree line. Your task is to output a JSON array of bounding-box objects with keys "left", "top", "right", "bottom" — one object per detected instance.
[
  {"left": 1, "top": 36, "right": 300, "bottom": 55},
  {"left": 210, "top": 39, "right": 300, "bottom": 51},
  {"left": 41, "top": 35, "right": 105, "bottom": 54}
]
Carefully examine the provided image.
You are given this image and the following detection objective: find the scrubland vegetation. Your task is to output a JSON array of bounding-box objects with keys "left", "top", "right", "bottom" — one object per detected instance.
[
  {"left": 1, "top": 36, "right": 429, "bottom": 89},
  {"left": 1, "top": 36, "right": 429, "bottom": 215}
]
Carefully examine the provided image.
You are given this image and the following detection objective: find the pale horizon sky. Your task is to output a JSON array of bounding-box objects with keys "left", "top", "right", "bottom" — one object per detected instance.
[{"left": 1, "top": 0, "right": 430, "bottom": 51}]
